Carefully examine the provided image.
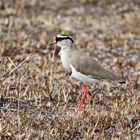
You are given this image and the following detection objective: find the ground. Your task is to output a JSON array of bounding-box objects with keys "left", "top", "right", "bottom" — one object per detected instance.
[{"left": 0, "top": 0, "right": 140, "bottom": 139}]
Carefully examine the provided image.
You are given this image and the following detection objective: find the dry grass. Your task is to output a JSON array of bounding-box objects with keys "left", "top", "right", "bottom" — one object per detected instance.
[{"left": 0, "top": 0, "right": 140, "bottom": 139}]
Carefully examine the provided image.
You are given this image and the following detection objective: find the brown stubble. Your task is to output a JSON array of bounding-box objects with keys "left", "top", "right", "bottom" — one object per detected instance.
[{"left": 0, "top": 0, "right": 140, "bottom": 139}]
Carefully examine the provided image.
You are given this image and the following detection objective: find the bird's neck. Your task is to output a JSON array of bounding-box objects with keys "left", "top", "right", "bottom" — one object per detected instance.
[
  {"left": 59, "top": 46, "right": 71, "bottom": 56},
  {"left": 59, "top": 46, "right": 72, "bottom": 73}
]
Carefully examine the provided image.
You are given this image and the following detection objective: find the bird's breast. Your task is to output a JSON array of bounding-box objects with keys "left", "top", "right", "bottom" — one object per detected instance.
[{"left": 60, "top": 50, "right": 71, "bottom": 72}]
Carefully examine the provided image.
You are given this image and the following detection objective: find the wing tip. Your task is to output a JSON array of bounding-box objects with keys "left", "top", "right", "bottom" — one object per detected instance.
[
  {"left": 118, "top": 80, "right": 126, "bottom": 84},
  {"left": 117, "top": 77, "right": 126, "bottom": 84}
]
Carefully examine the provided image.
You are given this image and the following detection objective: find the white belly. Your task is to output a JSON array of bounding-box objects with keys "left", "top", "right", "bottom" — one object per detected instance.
[{"left": 70, "top": 64, "right": 99, "bottom": 83}]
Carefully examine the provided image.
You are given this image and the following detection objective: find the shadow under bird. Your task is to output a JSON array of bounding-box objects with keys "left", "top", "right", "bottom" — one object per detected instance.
[{"left": 49, "top": 34, "right": 125, "bottom": 111}]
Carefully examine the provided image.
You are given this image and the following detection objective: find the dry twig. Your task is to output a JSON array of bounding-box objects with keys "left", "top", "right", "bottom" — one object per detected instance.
[{"left": 0, "top": 30, "right": 58, "bottom": 85}]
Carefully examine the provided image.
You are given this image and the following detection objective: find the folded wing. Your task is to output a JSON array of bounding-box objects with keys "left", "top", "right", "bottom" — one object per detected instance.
[{"left": 69, "top": 51, "right": 123, "bottom": 82}]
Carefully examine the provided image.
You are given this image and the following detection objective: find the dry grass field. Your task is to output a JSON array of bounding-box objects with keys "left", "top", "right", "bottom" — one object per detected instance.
[{"left": 0, "top": 0, "right": 140, "bottom": 139}]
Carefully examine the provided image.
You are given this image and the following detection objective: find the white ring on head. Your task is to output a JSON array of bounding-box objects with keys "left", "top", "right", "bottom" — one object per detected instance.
[{"left": 57, "top": 34, "right": 73, "bottom": 39}]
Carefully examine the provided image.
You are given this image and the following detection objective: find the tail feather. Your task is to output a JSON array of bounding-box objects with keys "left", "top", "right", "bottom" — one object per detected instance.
[{"left": 117, "top": 77, "right": 126, "bottom": 84}]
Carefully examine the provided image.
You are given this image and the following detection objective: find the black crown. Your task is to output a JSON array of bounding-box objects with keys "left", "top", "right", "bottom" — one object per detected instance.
[{"left": 56, "top": 34, "right": 74, "bottom": 43}]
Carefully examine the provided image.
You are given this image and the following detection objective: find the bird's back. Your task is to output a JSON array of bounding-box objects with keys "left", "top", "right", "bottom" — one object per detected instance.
[{"left": 69, "top": 49, "right": 124, "bottom": 82}]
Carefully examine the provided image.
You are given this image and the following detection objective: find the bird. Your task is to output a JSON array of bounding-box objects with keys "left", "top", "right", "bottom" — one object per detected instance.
[{"left": 49, "top": 34, "right": 125, "bottom": 111}]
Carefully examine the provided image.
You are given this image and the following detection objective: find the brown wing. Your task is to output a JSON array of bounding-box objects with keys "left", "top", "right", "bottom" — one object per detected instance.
[{"left": 69, "top": 50, "right": 121, "bottom": 81}]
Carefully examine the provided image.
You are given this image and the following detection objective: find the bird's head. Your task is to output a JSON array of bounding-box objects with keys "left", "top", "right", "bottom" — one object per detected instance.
[{"left": 49, "top": 34, "right": 74, "bottom": 49}]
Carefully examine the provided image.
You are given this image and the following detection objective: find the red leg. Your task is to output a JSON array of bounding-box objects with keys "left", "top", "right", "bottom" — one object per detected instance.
[{"left": 78, "top": 82, "right": 87, "bottom": 111}]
